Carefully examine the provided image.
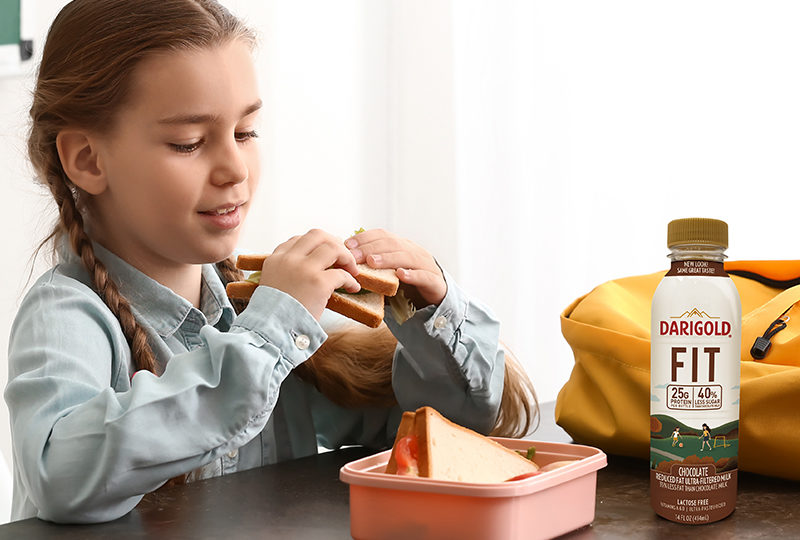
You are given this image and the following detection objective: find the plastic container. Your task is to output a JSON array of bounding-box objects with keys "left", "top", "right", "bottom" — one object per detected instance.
[{"left": 340, "top": 437, "right": 607, "bottom": 540}]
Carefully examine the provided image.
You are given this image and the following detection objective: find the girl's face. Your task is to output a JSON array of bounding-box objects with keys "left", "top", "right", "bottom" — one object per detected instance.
[{"left": 89, "top": 39, "right": 261, "bottom": 273}]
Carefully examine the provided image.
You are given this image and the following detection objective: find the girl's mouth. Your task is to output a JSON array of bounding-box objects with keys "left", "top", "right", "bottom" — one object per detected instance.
[
  {"left": 205, "top": 206, "right": 237, "bottom": 216},
  {"left": 199, "top": 204, "right": 242, "bottom": 230}
]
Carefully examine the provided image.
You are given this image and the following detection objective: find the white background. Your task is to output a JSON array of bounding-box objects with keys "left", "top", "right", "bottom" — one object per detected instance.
[{"left": 2, "top": 0, "right": 800, "bottom": 523}]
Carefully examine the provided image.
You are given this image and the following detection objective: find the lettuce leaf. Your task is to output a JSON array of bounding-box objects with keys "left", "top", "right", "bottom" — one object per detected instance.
[{"left": 389, "top": 288, "right": 416, "bottom": 325}]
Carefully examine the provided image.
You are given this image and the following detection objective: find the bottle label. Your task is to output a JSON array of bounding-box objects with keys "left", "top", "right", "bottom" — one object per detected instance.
[
  {"left": 665, "top": 260, "right": 727, "bottom": 277},
  {"left": 650, "top": 261, "right": 740, "bottom": 524}
]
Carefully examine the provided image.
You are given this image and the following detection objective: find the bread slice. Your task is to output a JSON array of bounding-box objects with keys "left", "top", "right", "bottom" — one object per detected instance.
[
  {"left": 353, "top": 264, "right": 399, "bottom": 296},
  {"left": 226, "top": 280, "right": 258, "bottom": 299},
  {"left": 326, "top": 289, "right": 385, "bottom": 329},
  {"left": 235, "top": 253, "right": 270, "bottom": 271},
  {"left": 385, "top": 407, "right": 539, "bottom": 483},
  {"left": 226, "top": 280, "right": 385, "bottom": 327},
  {"left": 234, "top": 255, "right": 399, "bottom": 297}
]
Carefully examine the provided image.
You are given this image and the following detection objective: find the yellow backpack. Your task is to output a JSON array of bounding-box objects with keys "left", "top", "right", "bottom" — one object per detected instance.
[{"left": 557, "top": 260, "right": 800, "bottom": 480}]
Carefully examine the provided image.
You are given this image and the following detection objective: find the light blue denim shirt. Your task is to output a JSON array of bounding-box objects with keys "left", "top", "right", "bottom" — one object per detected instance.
[{"left": 5, "top": 242, "right": 505, "bottom": 523}]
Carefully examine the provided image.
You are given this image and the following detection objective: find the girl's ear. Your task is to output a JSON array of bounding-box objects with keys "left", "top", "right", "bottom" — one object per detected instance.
[{"left": 56, "top": 130, "right": 108, "bottom": 195}]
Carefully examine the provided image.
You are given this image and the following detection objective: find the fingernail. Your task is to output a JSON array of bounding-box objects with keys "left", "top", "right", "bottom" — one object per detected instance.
[
  {"left": 369, "top": 254, "right": 382, "bottom": 265},
  {"left": 345, "top": 238, "right": 358, "bottom": 248},
  {"left": 351, "top": 248, "right": 363, "bottom": 261}
]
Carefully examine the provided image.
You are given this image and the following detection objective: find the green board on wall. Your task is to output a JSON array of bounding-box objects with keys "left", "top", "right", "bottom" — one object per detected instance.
[{"left": 0, "top": 0, "right": 22, "bottom": 46}]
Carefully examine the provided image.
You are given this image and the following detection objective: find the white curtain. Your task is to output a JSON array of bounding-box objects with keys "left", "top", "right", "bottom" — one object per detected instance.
[{"left": 448, "top": 0, "right": 800, "bottom": 404}]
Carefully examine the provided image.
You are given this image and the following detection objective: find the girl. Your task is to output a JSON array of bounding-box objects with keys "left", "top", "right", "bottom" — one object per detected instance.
[
  {"left": 671, "top": 427, "right": 682, "bottom": 447},
  {"left": 700, "top": 423, "right": 713, "bottom": 451},
  {"left": 5, "top": 0, "right": 536, "bottom": 524}
]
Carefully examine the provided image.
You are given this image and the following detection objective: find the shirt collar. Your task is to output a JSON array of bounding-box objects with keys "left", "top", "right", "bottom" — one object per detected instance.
[
  {"left": 58, "top": 241, "right": 236, "bottom": 338},
  {"left": 201, "top": 264, "right": 236, "bottom": 329}
]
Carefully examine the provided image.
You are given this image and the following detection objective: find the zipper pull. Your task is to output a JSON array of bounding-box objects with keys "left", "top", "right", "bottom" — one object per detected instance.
[{"left": 750, "top": 307, "right": 791, "bottom": 360}]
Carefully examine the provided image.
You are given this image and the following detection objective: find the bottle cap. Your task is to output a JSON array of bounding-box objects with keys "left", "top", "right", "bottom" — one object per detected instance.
[{"left": 667, "top": 218, "right": 728, "bottom": 249}]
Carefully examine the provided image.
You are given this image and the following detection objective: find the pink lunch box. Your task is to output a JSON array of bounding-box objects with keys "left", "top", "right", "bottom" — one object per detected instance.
[{"left": 340, "top": 437, "right": 607, "bottom": 540}]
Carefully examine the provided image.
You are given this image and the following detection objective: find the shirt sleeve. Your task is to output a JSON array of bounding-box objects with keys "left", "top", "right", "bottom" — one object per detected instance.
[
  {"left": 385, "top": 269, "right": 505, "bottom": 435},
  {"left": 313, "top": 269, "right": 505, "bottom": 450},
  {"left": 4, "top": 277, "right": 324, "bottom": 524}
]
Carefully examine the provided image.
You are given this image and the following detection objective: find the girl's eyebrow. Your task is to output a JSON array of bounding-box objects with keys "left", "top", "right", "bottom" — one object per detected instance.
[{"left": 157, "top": 99, "right": 263, "bottom": 125}]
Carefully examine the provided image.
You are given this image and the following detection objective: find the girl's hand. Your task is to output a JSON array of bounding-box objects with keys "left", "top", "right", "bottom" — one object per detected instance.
[
  {"left": 259, "top": 229, "right": 361, "bottom": 320},
  {"left": 345, "top": 229, "right": 447, "bottom": 307}
]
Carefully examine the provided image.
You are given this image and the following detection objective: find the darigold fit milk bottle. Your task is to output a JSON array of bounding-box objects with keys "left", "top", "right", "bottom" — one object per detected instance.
[{"left": 650, "top": 218, "right": 741, "bottom": 524}]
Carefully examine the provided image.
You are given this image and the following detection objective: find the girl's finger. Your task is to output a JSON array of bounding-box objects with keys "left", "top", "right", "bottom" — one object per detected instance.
[
  {"left": 396, "top": 267, "right": 431, "bottom": 285},
  {"left": 290, "top": 228, "right": 340, "bottom": 257},
  {"left": 350, "top": 233, "right": 438, "bottom": 270},
  {"left": 363, "top": 250, "right": 427, "bottom": 272},
  {"left": 308, "top": 242, "right": 359, "bottom": 276},
  {"left": 271, "top": 235, "right": 300, "bottom": 256},
  {"left": 396, "top": 268, "right": 446, "bottom": 305},
  {"left": 328, "top": 268, "right": 361, "bottom": 293},
  {"left": 345, "top": 227, "right": 393, "bottom": 248},
  {"left": 347, "top": 237, "right": 403, "bottom": 264}
]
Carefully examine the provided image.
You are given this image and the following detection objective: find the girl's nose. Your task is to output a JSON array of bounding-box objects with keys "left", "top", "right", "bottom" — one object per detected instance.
[{"left": 210, "top": 139, "right": 249, "bottom": 186}]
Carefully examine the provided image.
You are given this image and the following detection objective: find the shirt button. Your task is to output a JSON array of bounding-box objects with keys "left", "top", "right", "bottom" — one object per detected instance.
[
  {"left": 295, "top": 334, "right": 310, "bottom": 350},
  {"left": 434, "top": 315, "right": 448, "bottom": 329},
  {"left": 227, "top": 449, "right": 238, "bottom": 459}
]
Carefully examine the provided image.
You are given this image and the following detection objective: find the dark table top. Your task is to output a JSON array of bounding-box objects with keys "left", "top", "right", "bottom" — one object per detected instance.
[{"left": 1, "top": 402, "right": 798, "bottom": 539}]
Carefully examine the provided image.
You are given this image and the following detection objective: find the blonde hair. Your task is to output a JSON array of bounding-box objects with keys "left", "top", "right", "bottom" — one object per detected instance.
[
  {"left": 297, "top": 327, "right": 539, "bottom": 438},
  {"left": 31, "top": 1, "right": 537, "bottom": 464}
]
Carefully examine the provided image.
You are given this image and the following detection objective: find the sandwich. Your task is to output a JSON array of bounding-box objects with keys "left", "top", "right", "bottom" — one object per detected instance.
[
  {"left": 226, "top": 254, "right": 406, "bottom": 328},
  {"left": 384, "top": 406, "right": 541, "bottom": 483}
]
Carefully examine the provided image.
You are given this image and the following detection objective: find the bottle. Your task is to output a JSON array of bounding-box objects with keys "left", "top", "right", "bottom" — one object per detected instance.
[{"left": 650, "top": 217, "right": 741, "bottom": 524}]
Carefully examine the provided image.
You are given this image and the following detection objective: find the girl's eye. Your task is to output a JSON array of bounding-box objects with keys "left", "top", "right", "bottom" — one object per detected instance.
[
  {"left": 168, "top": 131, "right": 257, "bottom": 153},
  {"left": 169, "top": 140, "right": 203, "bottom": 154},
  {"left": 235, "top": 130, "right": 259, "bottom": 143}
]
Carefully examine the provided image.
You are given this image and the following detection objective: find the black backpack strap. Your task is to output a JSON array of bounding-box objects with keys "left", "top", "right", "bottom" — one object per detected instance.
[{"left": 727, "top": 270, "right": 800, "bottom": 290}]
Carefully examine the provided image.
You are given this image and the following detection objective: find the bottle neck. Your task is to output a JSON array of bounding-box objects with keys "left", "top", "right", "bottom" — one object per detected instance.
[
  {"left": 666, "top": 244, "right": 728, "bottom": 277},
  {"left": 668, "top": 244, "right": 727, "bottom": 263}
]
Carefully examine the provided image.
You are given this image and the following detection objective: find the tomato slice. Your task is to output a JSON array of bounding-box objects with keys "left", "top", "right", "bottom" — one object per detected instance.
[
  {"left": 505, "top": 471, "right": 541, "bottom": 482},
  {"left": 394, "top": 435, "right": 418, "bottom": 475}
]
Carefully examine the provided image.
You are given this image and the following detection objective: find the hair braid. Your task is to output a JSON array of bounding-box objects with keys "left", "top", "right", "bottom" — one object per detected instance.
[
  {"left": 52, "top": 175, "right": 160, "bottom": 375},
  {"left": 215, "top": 256, "right": 244, "bottom": 284},
  {"left": 215, "top": 257, "right": 248, "bottom": 314}
]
